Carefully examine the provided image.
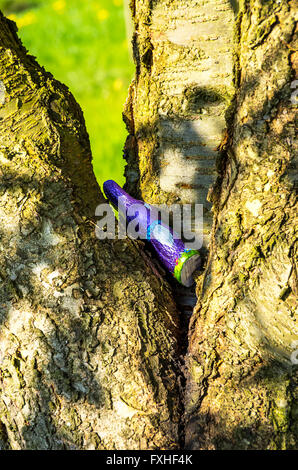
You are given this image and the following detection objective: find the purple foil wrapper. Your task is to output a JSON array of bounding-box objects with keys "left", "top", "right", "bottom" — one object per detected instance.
[{"left": 103, "top": 180, "right": 200, "bottom": 286}]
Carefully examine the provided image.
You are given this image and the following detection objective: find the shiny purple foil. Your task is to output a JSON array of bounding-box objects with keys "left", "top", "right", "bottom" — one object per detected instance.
[{"left": 103, "top": 180, "right": 188, "bottom": 276}]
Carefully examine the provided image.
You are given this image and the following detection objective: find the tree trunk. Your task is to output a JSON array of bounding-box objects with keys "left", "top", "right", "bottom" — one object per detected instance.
[
  {"left": 125, "top": 0, "right": 297, "bottom": 450},
  {"left": 124, "top": 0, "right": 236, "bottom": 248},
  {"left": 1, "top": 0, "right": 297, "bottom": 450},
  {"left": 0, "top": 11, "right": 182, "bottom": 450}
]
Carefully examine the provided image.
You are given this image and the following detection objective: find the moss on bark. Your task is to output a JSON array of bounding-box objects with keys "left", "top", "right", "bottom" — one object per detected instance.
[
  {"left": 125, "top": 0, "right": 297, "bottom": 450},
  {"left": 185, "top": 0, "right": 298, "bottom": 450},
  {"left": 1, "top": 0, "right": 297, "bottom": 450},
  {"left": 0, "top": 11, "right": 182, "bottom": 450}
]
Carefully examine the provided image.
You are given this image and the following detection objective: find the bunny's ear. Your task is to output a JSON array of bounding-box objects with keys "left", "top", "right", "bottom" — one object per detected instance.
[
  {"left": 103, "top": 180, "right": 124, "bottom": 209},
  {"left": 103, "top": 179, "right": 140, "bottom": 210}
]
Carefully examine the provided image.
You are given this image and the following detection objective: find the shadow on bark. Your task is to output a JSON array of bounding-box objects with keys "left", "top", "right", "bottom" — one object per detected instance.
[
  {"left": 185, "top": 360, "right": 297, "bottom": 450},
  {"left": 0, "top": 167, "right": 106, "bottom": 448},
  {"left": 228, "top": 0, "right": 239, "bottom": 15},
  {"left": 184, "top": 1, "right": 297, "bottom": 449}
]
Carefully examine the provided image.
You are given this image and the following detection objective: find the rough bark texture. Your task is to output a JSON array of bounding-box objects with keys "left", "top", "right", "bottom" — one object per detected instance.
[
  {"left": 124, "top": 0, "right": 236, "bottom": 247},
  {"left": 0, "top": 12, "right": 182, "bottom": 450},
  {"left": 126, "top": 0, "right": 297, "bottom": 450},
  {"left": 1, "top": 0, "right": 297, "bottom": 451},
  {"left": 185, "top": 0, "right": 298, "bottom": 450}
]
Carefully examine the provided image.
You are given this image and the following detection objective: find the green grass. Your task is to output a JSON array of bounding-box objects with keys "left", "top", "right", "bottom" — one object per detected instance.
[{"left": 0, "top": 0, "right": 134, "bottom": 187}]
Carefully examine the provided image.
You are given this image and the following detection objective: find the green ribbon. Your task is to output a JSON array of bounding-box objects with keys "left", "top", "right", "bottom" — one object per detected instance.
[{"left": 173, "top": 250, "right": 200, "bottom": 283}]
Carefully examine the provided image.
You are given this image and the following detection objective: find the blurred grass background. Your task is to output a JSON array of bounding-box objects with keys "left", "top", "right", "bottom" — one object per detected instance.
[{"left": 0, "top": 0, "right": 134, "bottom": 187}]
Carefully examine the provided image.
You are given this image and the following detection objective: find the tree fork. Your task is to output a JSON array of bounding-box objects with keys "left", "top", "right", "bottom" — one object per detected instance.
[{"left": 0, "top": 0, "right": 297, "bottom": 450}]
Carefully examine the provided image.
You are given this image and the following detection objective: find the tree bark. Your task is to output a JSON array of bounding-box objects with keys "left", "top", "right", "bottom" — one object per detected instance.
[
  {"left": 124, "top": 0, "right": 236, "bottom": 247},
  {"left": 0, "top": 0, "right": 297, "bottom": 450},
  {"left": 0, "top": 11, "right": 182, "bottom": 450},
  {"left": 185, "top": 0, "right": 297, "bottom": 450},
  {"left": 126, "top": 0, "right": 298, "bottom": 450}
]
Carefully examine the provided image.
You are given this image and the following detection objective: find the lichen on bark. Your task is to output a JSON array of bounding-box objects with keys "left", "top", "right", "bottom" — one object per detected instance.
[
  {"left": 0, "top": 0, "right": 297, "bottom": 450},
  {"left": 124, "top": 0, "right": 236, "bottom": 247},
  {"left": 124, "top": 0, "right": 298, "bottom": 450},
  {"left": 185, "top": 0, "right": 298, "bottom": 450},
  {"left": 0, "top": 11, "right": 182, "bottom": 450}
]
